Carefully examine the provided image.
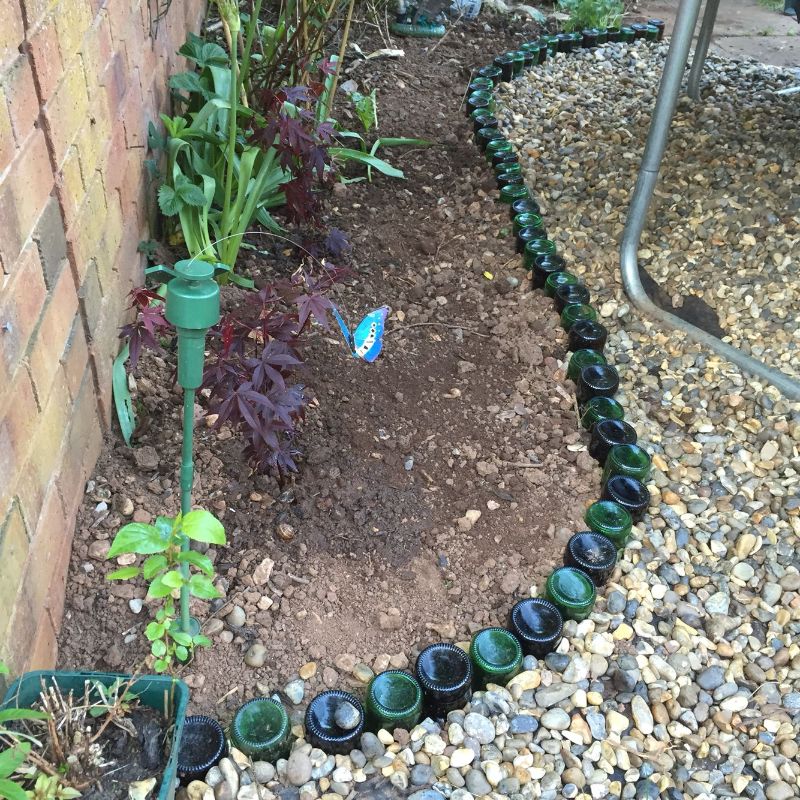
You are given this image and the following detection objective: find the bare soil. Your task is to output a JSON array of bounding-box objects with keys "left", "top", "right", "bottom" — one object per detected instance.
[{"left": 58, "top": 17, "right": 600, "bottom": 719}]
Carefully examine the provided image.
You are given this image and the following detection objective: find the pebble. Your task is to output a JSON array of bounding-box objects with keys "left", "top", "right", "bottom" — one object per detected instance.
[
  {"left": 244, "top": 643, "right": 266, "bottom": 668},
  {"left": 540, "top": 709, "right": 570, "bottom": 730},
  {"left": 333, "top": 701, "right": 360, "bottom": 730},
  {"left": 285, "top": 680, "right": 305, "bottom": 704},
  {"left": 287, "top": 752, "right": 312, "bottom": 787}
]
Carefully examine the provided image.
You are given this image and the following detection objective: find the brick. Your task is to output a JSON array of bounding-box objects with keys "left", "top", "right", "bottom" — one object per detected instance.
[
  {"left": 0, "top": 0, "right": 24, "bottom": 71},
  {"left": 78, "top": 257, "right": 102, "bottom": 331},
  {"left": 8, "top": 128, "right": 54, "bottom": 247},
  {"left": 0, "top": 369, "right": 40, "bottom": 513},
  {"left": 28, "top": 257, "right": 77, "bottom": 405},
  {"left": 55, "top": 143, "right": 84, "bottom": 229},
  {"left": 0, "top": 85, "right": 14, "bottom": 173},
  {"left": 28, "top": 611, "right": 57, "bottom": 669},
  {"left": 61, "top": 315, "right": 89, "bottom": 401},
  {"left": 42, "top": 54, "right": 89, "bottom": 168},
  {"left": 120, "top": 74, "right": 145, "bottom": 148},
  {"left": 25, "top": 12, "right": 62, "bottom": 105},
  {"left": 4, "top": 52, "right": 39, "bottom": 142},
  {"left": 72, "top": 96, "right": 112, "bottom": 187},
  {"left": 0, "top": 243, "right": 47, "bottom": 385},
  {"left": 32, "top": 194, "right": 67, "bottom": 288},
  {"left": 0, "top": 502, "right": 30, "bottom": 646},
  {"left": 19, "top": 0, "right": 59, "bottom": 30},
  {"left": 53, "top": 0, "right": 92, "bottom": 65},
  {"left": 65, "top": 170, "right": 107, "bottom": 282},
  {"left": 0, "top": 593, "right": 36, "bottom": 673},
  {"left": 0, "top": 171, "right": 23, "bottom": 269},
  {"left": 101, "top": 50, "right": 127, "bottom": 124},
  {"left": 79, "top": 12, "right": 112, "bottom": 102}
]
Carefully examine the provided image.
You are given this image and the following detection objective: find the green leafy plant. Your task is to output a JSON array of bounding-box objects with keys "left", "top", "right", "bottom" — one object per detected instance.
[
  {"left": 107, "top": 510, "right": 225, "bottom": 672},
  {"left": 333, "top": 82, "right": 431, "bottom": 182},
  {"left": 557, "top": 0, "right": 624, "bottom": 31}
]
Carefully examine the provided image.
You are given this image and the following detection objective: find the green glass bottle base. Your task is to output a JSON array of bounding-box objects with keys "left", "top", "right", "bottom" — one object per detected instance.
[{"left": 390, "top": 21, "right": 445, "bottom": 37}]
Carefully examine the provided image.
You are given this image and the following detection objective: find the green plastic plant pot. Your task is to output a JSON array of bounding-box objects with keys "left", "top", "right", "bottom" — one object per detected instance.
[
  {"left": 230, "top": 698, "right": 292, "bottom": 761},
  {"left": 2, "top": 671, "right": 189, "bottom": 800},
  {"left": 567, "top": 349, "right": 607, "bottom": 383},
  {"left": 546, "top": 567, "right": 597, "bottom": 621},
  {"left": 544, "top": 271, "right": 579, "bottom": 298},
  {"left": 561, "top": 303, "right": 598, "bottom": 331},
  {"left": 469, "top": 627, "right": 523, "bottom": 688},
  {"left": 366, "top": 670, "right": 423, "bottom": 733},
  {"left": 602, "top": 443, "right": 651, "bottom": 486},
  {"left": 500, "top": 184, "right": 530, "bottom": 205},
  {"left": 584, "top": 500, "right": 633, "bottom": 550},
  {"left": 580, "top": 396, "right": 625, "bottom": 430}
]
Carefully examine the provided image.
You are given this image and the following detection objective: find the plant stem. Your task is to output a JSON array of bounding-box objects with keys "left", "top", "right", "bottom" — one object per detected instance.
[
  {"left": 179, "top": 388, "right": 195, "bottom": 633},
  {"left": 221, "top": 30, "right": 239, "bottom": 265},
  {"left": 240, "top": 0, "right": 263, "bottom": 99},
  {"left": 325, "top": 0, "right": 356, "bottom": 121}
]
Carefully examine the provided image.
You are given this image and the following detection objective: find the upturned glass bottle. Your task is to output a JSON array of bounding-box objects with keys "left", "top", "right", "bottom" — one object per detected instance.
[
  {"left": 532, "top": 254, "right": 565, "bottom": 289},
  {"left": 568, "top": 349, "right": 607, "bottom": 383},
  {"left": 469, "top": 77, "right": 494, "bottom": 92},
  {"left": 606, "top": 27, "right": 621, "bottom": 42},
  {"left": 498, "top": 173, "right": 524, "bottom": 192},
  {"left": 517, "top": 225, "right": 547, "bottom": 254},
  {"left": 508, "top": 598, "right": 563, "bottom": 658},
  {"left": 495, "top": 161, "right": 522, "bottom": 180},
  {"left": 513, "top": 211, "right": 544, "bottom": 235},
  {"left": 554, "top": 283, "right": 590, "bottom": 313},
  {"left": 365, "top": 670, "right": 423, "bottom": 733},
  {"left": 561, "top": 304, "right": 597, "bottom": 332},
  {"left": 477, "top": 127, "right": 504, "bottom": 152},
  {"left": 580, "top": 396, "right": 624, "bottom": 430},
  {"left": 537, "top": 40, "right": 549, "bottom": 64},
  {"left": 544, "top": 270, "right": 579, "bottom": 298},
  {"left": 485, "top": 138, "right": 511, "bottom": 162},
  {"left": 415, "top": 643, "right": 473, "bottom": 718},
  {"left": 493, "top": 53, "right": 515, "bottom": 82},
  {"left": 589, "top": 418, "right": 637, "bottom": 464},
  {"left": 500, "top": 184, "right": 530, "bottom": 205},
  {"left": 467, "top": 91, "right": 493, "bottom": 117},
  {"left": 596, "top": 28, "right": 608, "bottom": 44},
  {"left": 178, "top": 716, "right": 227, "bottom": 783},
  {"left": 469, "top": 627, "right": 523, "bottom": 688},
  {"left": 556, "top": 32, "right": 574, "bottom": 53},
  {"left": 230, "top": 698, "right": 292, "bottom": 761},
  {"left": 620, "top": 26, "right": 636, "bottom": 43},
  {"left": 304, "top": 691, "right": 365, "bottom": 755},
  {"left": 584, "top": 499, "right": 633, "bottom": 550},
  {"left": 602, "top": 443, "right": 651, "bottom": 485},
  {"left": 523, "top": 238, "right": 557, "bottom": 266},
  {"left": 477, "top": 65, "right": 503, "bottom": 83},
  {"left": 564, "top": 532, "right": 618, "bottom": 586},
  {"left": 602, "top": 474, "right": 650, "bottom": 521},
  {"left": 576, "top": 364, "right": 620, "bottom": 405},
  {"left": 473, "top": 113, "right": 497, "bottom": 134},
  {"left": 511, "top": 51, "right": 526, "bottom": 76},
  {"left": 631, "top": 22, "right": 649, "bottom": 39},
  {"left": 511, "top": 197, "right": 540, "bottom": 218},
  {"left": 568, "top": 318, "right": 607, "bottom": 353},
  {"left": 582, "top": 28, "right": 600, "bottom": 48},
  {"left": 546, "top": 567, "right": 597, "bottom": 621},
  {"left": 647, "top": 19, "right": 665, "bottom": 39}
]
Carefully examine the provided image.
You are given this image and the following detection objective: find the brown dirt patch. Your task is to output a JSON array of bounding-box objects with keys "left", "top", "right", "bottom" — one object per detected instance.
[{"left": 58, "top": 17, "right": 600, "bottom": 718}]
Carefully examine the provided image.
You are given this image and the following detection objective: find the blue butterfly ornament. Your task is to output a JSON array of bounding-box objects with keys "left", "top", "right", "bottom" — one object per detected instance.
[{"left": 332, "top": 305, "right": 390, "bottom": 363}]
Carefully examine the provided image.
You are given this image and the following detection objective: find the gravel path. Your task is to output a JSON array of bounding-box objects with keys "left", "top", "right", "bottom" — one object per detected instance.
[{"left": 180, "top": 43, "right": 800, "bottom": 800}]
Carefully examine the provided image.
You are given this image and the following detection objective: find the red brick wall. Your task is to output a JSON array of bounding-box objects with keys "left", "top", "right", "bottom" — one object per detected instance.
[{"left": 0, "top": 0, "right": 206, "bottom": 672}]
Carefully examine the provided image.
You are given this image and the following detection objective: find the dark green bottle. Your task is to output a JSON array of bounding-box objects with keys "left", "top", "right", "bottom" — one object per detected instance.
[
  {"left": 562, "top": 303, "right": 597, "bottom": 332},
  {"left": 576, "top": 364, "right": 619, "bottom": 405},
  {"left": 469, "top": 78, "right": 494, "bottom": 92},
  {"left": 648, "top": 19, "right": 665, "bottom": 40},
  {"left": 544, "top": 270, "right": 579, "bottom": 298},
  {"left": 230, "top": 698, "right": 292, "bottom": 761},
  {"left": 473, "top": 112, "right": 497, "bottom": 132},
  {"left": 584, "top": 499, "right": 633, "bottom": 550},
  {"left": 467, "top": 91, "right": 493, "bottom": 117},
  {"left": 532, "top": 254, "right": 565, "bottom": 289},
  {"left": 477, "top": 127, "right": 504, "bottom": 152},
  {"left": 556, "top": 32, "right": 574, "bottom": 53},
  {"left": 508, "top": 598, "right": 563, "bottom": 658},
  {"left": 511, "top": 197, "right": 540, "bottom": 218},
  {"left": 620, "top": 26, "right": 636, "bottom": 43},
  {"left": 596, "top": 28, "right": 608, "bottom": 44},
  {"left": 500, "top": 184, "right": 530, "bottom": 205},
  {"left": 602, "top": 443, "right": 651, "bottom": 485},
  {"left": 645, "top": 24, "right": 659, "bottom": 41},
  {"left": 495, "top": 161, "right": 522, "bottom": 179},
  {"left": 602, "top": 475, "right": 650, "bottom": 521},
  {"left": 546, "top": 34, "right": 559, "bottom": 54},
  {"left": 365, "top": 670, "right": 423, "bottom": 733},
  {"left": 523, "top": 238, "right": 556, "bottom": 266},
  {"left": 564, "top": 532, "right": 617, "bottom": 586},
  {"left": 568, "top": 349, "right": 607, "bottom": 383},
  {"left": 493, "top": 53, "right": 515, "bottom": 82},
  {"left": 469, "top": 627, "right": 522, "bottom": 688},
  {"left": 415, "top": 643, "right": 473, "bottom": 718},
  {"left": 477, "top": 65, "right": 503, "bottom": 83},
  {"left": 554, "top": 283, "right": 590, "bottom": 313},
  {"left": 568, "top": 319, "right": 607, "bottom": 353},
  {"left": 580, "top": 396, "right": 624, "bottom": 430},
  {"left": 606, "top": 27, "right": 621, "bottom": 42},
  {"left": 486, "top": 139, "right": 512, "bottom": 162},
  {"left": 631, "top": 22, "right": 649, "bottom": 39},
  {"left": 537, "top": 40, "right": 548, "bottom": 64},
  {"left": 498, "top": 173, "right": 524, "bottom": 191},
  {"left": 517, "top": 225, "right": 547, "bottom": 254},
  {"left": 304, "top": 691, "right": 365, "bottom": 755},
  {"left": 511, "top": 51, "right": 526, "bottom": 75},
  {"left": 492, "top": 151, "right": 517, "bottom": 169},
  {"left": 546, "top": 567, "right": 596, "bottom": 621},
  {"left": 513, "top": 212, "right": 544, "bottom": 235},
  {"left": 589, "top": 418, "right": 637, "bottom": 464}
]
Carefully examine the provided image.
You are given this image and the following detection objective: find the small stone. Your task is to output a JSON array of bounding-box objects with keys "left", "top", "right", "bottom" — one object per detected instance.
[
  {"left": 129, "top": 598, "right": 143, "bottom": 614},
  {"left": 226, "top": 606, "right": 246, "bottom": 628},
  {"left": 631, "top": 696, "right": 654, "bottom": 735},
  {"left": 353, "top": 663, "right": 374, "bottom": 683},
  {"left": 765, "top": 782, "right": 794, "bottom": 800},
  {"left": 322, "top": 667, "right": 338, "bottom": 687},
  {"left": 465, "top": 769, "right": 492, "bottom": 796},
  {"left": 450, "top": 748, "right": 475, "bottom": 769},
  {"left": 360, "top": 733, "right": 385, "bottom": 759},
  {"left": 299, "top": 662, "right": 317, "bottom": 680},
  {"left": 463, "top": 713, "right": 494, "bottom": 744},
  {"left": 88, "top": 540, "right": 110, "bottom": 560},
  {"left": 252, "top": 557, "right": 275, "bottom": 586},
  {"left": 285, "top": 680, "right": 305, "bottom": 704},
  {"left": 697, "top": 666, "right": 725, "bottom": 691},
  {"left": 334, "top": 700, "right": 361, "bottom": 730},
  {"left": 252, "top": 762, "right": 275, "bottom": 783},
  {"left": 134, "top": 445, "right": 159, "bottom": 471},
  {"left": 540, "top": 709, "right": 570, "bottom": 730},
  {"left": 411, "top": 764, "right": 434, "bottom": 786},
  {"left": 287, "top": 752, "right": 312, "bottom": 787},
  {"left": 244, "top": 643, "right": 266, "bottom": 668}
]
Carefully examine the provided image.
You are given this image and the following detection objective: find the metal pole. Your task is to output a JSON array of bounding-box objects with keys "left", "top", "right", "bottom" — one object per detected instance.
[
  {"left": 179, "top": 388, "right": 196, "bottom": 633},
  {"left": 619, "top": 0, "right": 800, "bottom": 401},
  {"left": 687, "top": 0, "right": 721, "bottom": 99}
]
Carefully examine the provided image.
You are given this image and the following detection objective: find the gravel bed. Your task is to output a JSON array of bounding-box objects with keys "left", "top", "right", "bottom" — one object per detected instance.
[
  {"left": 499, "top": 42, "right": 800, "bottom": 378},
  {"left": 178, "top": 43, "right": 800, "bottom": 800}
]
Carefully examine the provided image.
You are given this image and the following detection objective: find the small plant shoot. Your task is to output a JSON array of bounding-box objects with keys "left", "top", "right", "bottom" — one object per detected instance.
[{"left": 106, "top": 510, "right": 225, "bottom": 672}]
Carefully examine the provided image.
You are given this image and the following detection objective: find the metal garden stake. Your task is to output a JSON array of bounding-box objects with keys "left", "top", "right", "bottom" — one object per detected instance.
[{"left": 165, "top": 260, "right": 220, "bottom": 634}]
